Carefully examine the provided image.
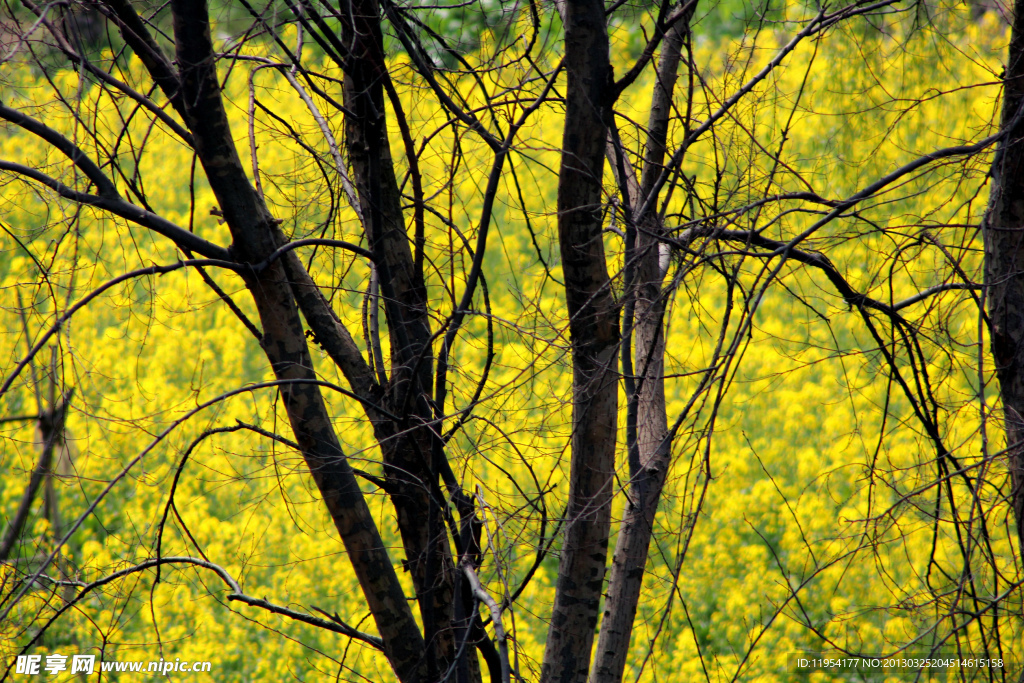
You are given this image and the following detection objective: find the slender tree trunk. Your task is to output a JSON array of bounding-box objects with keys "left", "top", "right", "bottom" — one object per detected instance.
[
  {"left": 337, "top": 0, "right": 460, "bottom": 673},
  {"left": 590, "top": 11, "right": 691, "bottom": 682},
  {"left": 0, "top": 394, "right": 71, "bottom": 562},
  {"left": 167, "top": 2, "right": 429, "bottom": 680},
  {"left": 541, "top": 1, "right": 618, "bottom": 681},
  {"left": 984, "top": 0, "right": 1024, "bottom": 561}
]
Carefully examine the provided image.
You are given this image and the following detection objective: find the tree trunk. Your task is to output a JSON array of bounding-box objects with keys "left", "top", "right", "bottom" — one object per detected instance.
[
  {"left": 590, "top": 10, "right": 691, "bottom": 682},
  {"left": 0, "top": 394, "right": 71, "bottom": 562},
  {"left": 541, "top": 1, "right": 619, "bottom": 681},
  {"left": 168, "top": 2, "right": 429, "bottom": 680},
  {"left": 984, "top": 0, "right": 1024, "bottom": 561},
  {"left": 337, "top": 0, "right": 460, "bottom": 673}
]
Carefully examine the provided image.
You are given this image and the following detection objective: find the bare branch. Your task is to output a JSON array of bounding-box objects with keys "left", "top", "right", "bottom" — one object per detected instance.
[
  {"left": 0, "top": 161, "right": 231, "bottom": 259},
  {"left": 461, "top": 561, "right": 510, "bottom": 683}
]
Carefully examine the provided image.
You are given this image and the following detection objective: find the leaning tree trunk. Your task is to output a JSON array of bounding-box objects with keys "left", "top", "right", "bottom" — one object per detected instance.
[
  {"left": 0, "top": 392, "right": 72, "bottom": 562},
  {"left": 540, "top": 1, "right": 619, "bottom": 682},
  {"left": 166, "top": 2, "right": 429, "bottom": 680},
  {"left": 984, "top": 0, "right": 1024, "bottom": 561}
]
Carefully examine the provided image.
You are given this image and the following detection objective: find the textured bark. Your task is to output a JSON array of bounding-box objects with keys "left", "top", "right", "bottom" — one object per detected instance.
[
  {"left": 540, "top": 2, "right": 618, "bottom": 682},
  {"left": 337, "top": 0, "right": 459, "bottom": 673},
  {"left": 589, "top": 12, "right": 691, "bottom": 682},
  {"left": 167, "top": 2, "right": 428, "bottom": 681},
  {"left": 984, "top": 0, "right": 1024, "bottom": 561}
]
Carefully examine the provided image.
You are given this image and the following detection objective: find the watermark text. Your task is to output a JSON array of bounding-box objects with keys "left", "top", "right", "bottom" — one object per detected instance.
[{"left": 14, "top": 654, "right": 212, "bottom": 676}]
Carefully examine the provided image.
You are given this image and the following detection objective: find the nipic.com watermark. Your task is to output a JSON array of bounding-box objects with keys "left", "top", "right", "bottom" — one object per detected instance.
[{"left": 13, "top": 654, "right": 212, "bottom": 676}]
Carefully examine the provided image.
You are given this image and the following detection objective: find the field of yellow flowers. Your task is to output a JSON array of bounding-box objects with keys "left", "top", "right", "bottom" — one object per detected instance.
[{"left": 1, "top": 6, "right": 1019, "bottom": 681}]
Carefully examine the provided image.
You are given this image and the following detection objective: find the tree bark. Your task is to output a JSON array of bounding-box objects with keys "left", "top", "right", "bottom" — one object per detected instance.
[
  {"left": 336, "top": 0, "right": 460, "bottom": 674},
  {"left": 167, "top": 2, "right": 429, "bottom": 680},
  {"left": 540, "top": 2, "right": 618, "bottom": 682},
  {"left": 984, "top": 0, "right": 1024, "bottom": 561},
  {"left": 589, "top": 10, "right": 691, "bottom": 682}
]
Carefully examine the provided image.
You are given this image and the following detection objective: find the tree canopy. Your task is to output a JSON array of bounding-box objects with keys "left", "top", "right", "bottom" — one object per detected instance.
[{"left": 0, "top": 0, "right": 1021, "bottom": 681}]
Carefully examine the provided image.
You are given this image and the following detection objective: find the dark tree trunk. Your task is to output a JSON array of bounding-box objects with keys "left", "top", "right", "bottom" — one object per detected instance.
[
  {"left": 590, "top": 11, "right": 692, "bottom": 682},
  {"left": 0, "top": 394, "right": 71, "bottom": 562},
  {"left": 540, "top": 1, "right": 619, "bottom": 681},
  {"left": 984, "top": 0, "right": 1024, "bottom": 560},
  {"left": 167, "top": 2, "right": 429, "bottom": 680},
  {"left": 336, "top": 0, "right": 460, "bottom": 673}
]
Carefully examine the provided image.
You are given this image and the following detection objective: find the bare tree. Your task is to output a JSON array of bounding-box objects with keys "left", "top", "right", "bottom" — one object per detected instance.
[
  {"left": 985, "top": 0, "right": 1024, "bottom": 563},
  {"left": 1, "top": 0, "right": 1022, "bottom": 681}
]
